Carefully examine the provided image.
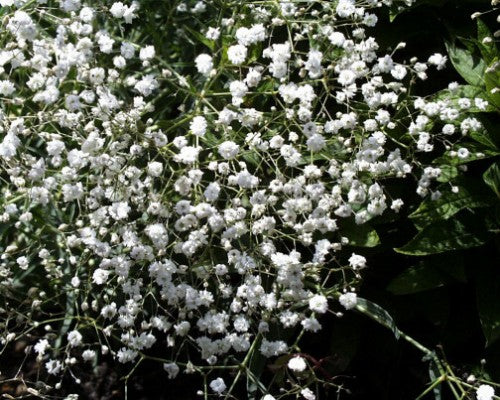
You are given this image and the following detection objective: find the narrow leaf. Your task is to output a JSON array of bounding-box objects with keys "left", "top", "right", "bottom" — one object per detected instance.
[{"left": 355, "top": 298, "right": 400, "bottom": 339}]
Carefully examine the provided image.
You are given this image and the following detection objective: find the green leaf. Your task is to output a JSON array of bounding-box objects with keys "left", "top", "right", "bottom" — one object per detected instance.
[
  {"left": 432, "top": 85, "right": 494, "bottom": 113},
  {"left": 184, "top": 25, "right": 215, "bottom": 51},
  {"left": 436, "top": 165, "right": 458, "bottom": 183},
  {"left": 355, "top": 297, "right": 400, "bottom": 339},
  {"left": 477, "top": 19, "right": 497, "bottom": 64},
  {"left": 342, "top": 219, "right": 380, "bottom": 247},
  {"left": 387, "top": 265, "right": 446, "bottom": 295},
  {"left": 445, "top": 40, "right": 486, "bottom": 87},
  {"left": 484, "top": 162, "right": 500, "bottom": 198},
  {"left": 409, "top": 178, "right": 495, "bottom": 229},
  {"left": 484, "top": 58, "right": 500, "bottom": 110},
  {"left": 434, "top": 143, "right": 500, "bottom": 165},
  {"left": 477, "top": 262, "right": 500, "bottom": 346},
  {"left": 469, "top": 128, "right": 499, "bottom": 150},
  {"left": 395, "top": 212, "right": 490, "bottom": 255}
]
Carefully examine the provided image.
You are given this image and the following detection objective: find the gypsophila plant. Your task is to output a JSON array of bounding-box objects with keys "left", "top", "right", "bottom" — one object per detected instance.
[{"left": 0, "top": 0, "right": 496, "bottom": 398}]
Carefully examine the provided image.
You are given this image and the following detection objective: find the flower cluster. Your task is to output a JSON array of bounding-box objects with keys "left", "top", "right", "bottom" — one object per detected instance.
[{"left": 0, "top": 0, "right": 487, "bottom": 397}]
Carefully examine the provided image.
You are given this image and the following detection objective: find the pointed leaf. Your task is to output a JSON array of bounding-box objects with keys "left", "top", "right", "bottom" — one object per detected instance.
[
  {"left": 396, "top": 213, "right": 490, "bottom": 255},
  {"left": 484, "top": 162, "right": 500, "bottom": 198},
  {"left": 445, "top": 40, "right": 486, "bottom": 87},
  {"left": 477, "top": 19, "right": 497, "bottom": 64},
  {"left": 484, "top": 58, "right": 500, "bottom": 110},
  {"left": 387, "top": 265, "right": 446, "bottom": 295},
  {"left": 409, "top": 178, "right": 495, "bottom": 229},
  {"left": 355, "top": 298, "right": 400, "bottom": 339}
]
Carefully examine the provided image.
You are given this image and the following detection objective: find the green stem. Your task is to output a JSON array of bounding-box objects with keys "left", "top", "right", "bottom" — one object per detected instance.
[{"left": 224, "top": 333, "right": 261, "bottom": 400}]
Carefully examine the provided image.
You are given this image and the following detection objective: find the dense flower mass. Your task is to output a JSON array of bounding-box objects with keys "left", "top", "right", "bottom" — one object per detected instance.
[{"left": 0, "top": 0, "right": 492, "bottom": 398}]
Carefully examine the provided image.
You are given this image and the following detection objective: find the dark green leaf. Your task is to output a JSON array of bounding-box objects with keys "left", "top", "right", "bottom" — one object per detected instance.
[
  {"left": 436, "top": 165, "right": 458, "bottom": 183},
  {"left": 387, "top": 265, "right": 446, "bottom": 295},
  {"left": 445, "top": 40, "right": 486, "bottom": 87},
  {"left": 395, "top": 212, "right": 490, "bottom": 255},
  {"left": 477, "top": 19, "right": 497, "bottom": 64},
  {"left": 409, "top": 178, "right": 495, "bottom": 229},
  {"left": 484, "top": 162, "right": 500, "bottom": 198},
  {"left": 484, "top": 58, "right": 500, "bottom": 110},
  {"left": 342, "top": 219, "right": 380, "bottom": 247}
]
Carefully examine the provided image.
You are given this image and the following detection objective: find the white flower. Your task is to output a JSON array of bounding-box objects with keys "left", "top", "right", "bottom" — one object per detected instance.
[
  {"left": 61, "top": 0, "right": 81, "bottom": 12},
  {"left": 195, "top": 53, "right": 213, "bottom": 75},
  {"left": 227, "top": 44, "right": 247, "bottom": 65},
  {"left": 67, "top": 330, "right": 83, "bottom": 347},
  {"left": 288, "top": 356, "right": 307, "bottom": 372},
  {"left": 218, "top": 141, "right": 239, "bottom": 159},
  {"left": 117, "top": 348, "right": 138, "bottom": 363},
  {"left": 339, "top": 292, "right": 357, "bottom": 310},
  {"left": 209, "top": 377, "right": 226, "bottom": 394},
  {"left": 92, "top": 268, "right": 111, "bottom": 285},
  {"left": 204, "top": 182, "right": 221, "bottom": 201},
  {"left": 101, "top": 303, "right": 117, "bottom": 319},
  {"left": 391, "top": 65, "right": 407, "bottom": 80},
  {"left": 260, "top": 339, "right": 288, "bottom": 357},
  {"left": 16, "top": 256, "right": 29, "bottom": 270},
  {"left": 329, "top": 31, "right": 345, "bottom": 46},
  {"left": 109, "top": 201, "right": 131, "bottom": 220},
  {"left": 477, "top": 384, "right": 495, "bottom": 400},
  {"left": 206, "top": 27, "right": 220, "bottom": 40},
  {"left": 0, "top": 80, "right": 15, "bottom": 96},
  {"left": 336, "top": 0, "right": 355, "bottom": 18},
  {"left": 457, "top": 148, "right": 469, "bottom": 159},
  {"left": 391, "top": 199, "right": 404, "bottom": 212},
  {"left": 428, "top": 53, "right": 447, "bottom": 70},
  {"left": 82, "top": 349, "right": 96, "bottom": 362},
  {"left": 163, "top": 362, "right": 180, "bottom": 379},
  {"left": 306, "top": 133, "right": 326, "bottom": 152},
  {"left": 338, "top": 70, "right": 356, "bottom": 86},
  {"left": 139, "top": 45, "right": 155, "bottom": 61},
  {"left": 175, "top": 146, "right": 201, "bottom": 164},
  {"left": 349, "top": 253, "right": 367, "bottom": 269},
  {"left": 110, "top": 2, "right": 126, "bottom": 18},
  {"left": 45, "top": 359, "right": 63, "bottom": 375},
  {"left": 147, "top": 161, "right": 163, "bottom": 177},
  {"left": 121, "top": 42, "right": 135, "bottom": 59},
  {"left": 308, "top": 295, "right": 328, "bottom": 313},
  {"left": 301, "top": 388, "right": 316, "bottom": 400},
  {"left": 34, "top": 339, "right": 50, "bottom": 356},
  {"left": 190, "top": 116, "right": 207, "bottom": 137}
]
